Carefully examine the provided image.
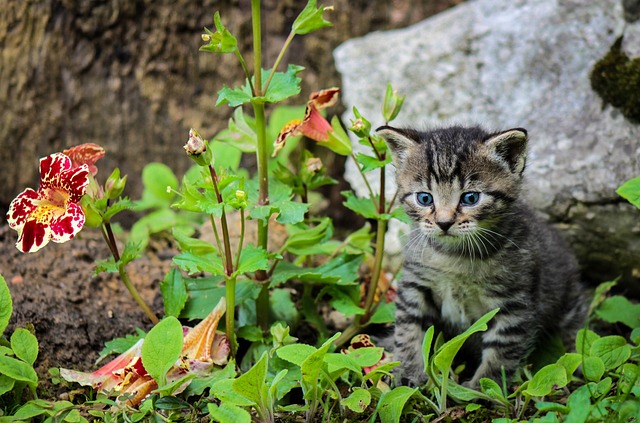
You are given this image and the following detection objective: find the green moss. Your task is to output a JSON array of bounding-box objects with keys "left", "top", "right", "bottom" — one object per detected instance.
[{"left": 590, "top": 37, "right": 640, "bottom": 122}]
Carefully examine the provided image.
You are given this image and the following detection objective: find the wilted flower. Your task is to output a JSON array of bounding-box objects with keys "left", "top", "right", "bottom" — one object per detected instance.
[
  {"left": 62, "top": 143, "right": 105, "bottom": 176},
  {"left": 60, "top": 299, "right": 229, "bottom": 407},
  {"left": 273, "top": 87, "right": 348, "bottom": 156},
  {"left": 6, "top": 153, "right": 90, "bottom": 253},
  {"left": 184, "top": 128, "right": 213, "bottom": 166},
  {"left": 305, "top": 157, "right": 323, "bottom": 173}
]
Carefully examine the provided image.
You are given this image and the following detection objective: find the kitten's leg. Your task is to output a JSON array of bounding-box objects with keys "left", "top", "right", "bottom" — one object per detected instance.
[
  {"left": 466, "top": 310, "right": 536, "bottom": 388},
  {"left": 394, "top": 279, "right": 438, "bottom": 387}
]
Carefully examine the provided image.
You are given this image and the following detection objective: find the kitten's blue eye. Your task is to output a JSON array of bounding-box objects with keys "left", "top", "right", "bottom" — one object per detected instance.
[
  {"left": 416, "top": 192, "right": 434, "bottom": 206},
  {"left": 460, "top": 192, "right": 480, "bottom": 205}
]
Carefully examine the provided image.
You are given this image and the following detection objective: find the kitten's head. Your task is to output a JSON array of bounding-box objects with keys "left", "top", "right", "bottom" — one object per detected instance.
[{"left": 378, "top": 125, "right": 527, "bottom": 256}]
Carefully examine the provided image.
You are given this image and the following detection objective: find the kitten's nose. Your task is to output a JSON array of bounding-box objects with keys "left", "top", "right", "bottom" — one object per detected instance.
[{"left": 436, "top": 220, "right": 455, "bottom": 232}]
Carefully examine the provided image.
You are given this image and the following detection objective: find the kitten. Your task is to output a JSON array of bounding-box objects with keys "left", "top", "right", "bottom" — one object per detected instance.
[{"left": 377, "top": 125, "right": 587, "bottom": 388}]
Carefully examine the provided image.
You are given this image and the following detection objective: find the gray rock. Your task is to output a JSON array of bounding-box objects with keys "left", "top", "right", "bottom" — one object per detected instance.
[{"left": 334, "top": 0, "right": 640, "bottom": 291}]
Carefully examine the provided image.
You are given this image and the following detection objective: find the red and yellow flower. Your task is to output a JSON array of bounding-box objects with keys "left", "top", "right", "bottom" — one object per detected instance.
[
  {"left": 6, "top": 153, "right": 90, "bottom": 253},
  {"left": 273, "top": 87, "right": 352, "bottom": 156}
]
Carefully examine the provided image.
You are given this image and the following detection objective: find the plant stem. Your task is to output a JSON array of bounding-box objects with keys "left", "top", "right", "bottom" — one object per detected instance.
[
  {"left": 226, "top": 275, "right": 237, "bottom": 356},
  {"left": 251, "top": 0, "right": 271, "bottom": 332},
  {"left": 350, "top": 152, "right": 375, "bottom": 200},
  {"left": 334, "top": 166, "right": 388, "bottom": 347},
  {"left": 263, "top": 31, "right": 295, "bottom": 93},
  {"left": 362, "top": 167, "right": 387, "bottom": 315},
  {"left": 207, "top": 164, "right": 238, "bottom": 356},
  {"left": 208, "top": 165, "right": 234, "bottom": 277},
  {"left": 235, "top": 50, "right": 255, "bottom": 94},
  {"left": 101, "top": 223, "right": 158, "bottom": 325}
]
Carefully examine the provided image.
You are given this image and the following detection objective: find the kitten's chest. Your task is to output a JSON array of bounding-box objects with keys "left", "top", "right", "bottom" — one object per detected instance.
[{"left": 421, "top": 259, "right": 503, "bottom": 329}]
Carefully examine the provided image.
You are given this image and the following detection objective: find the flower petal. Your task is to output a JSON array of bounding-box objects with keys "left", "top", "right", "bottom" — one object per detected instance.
[
  {"left": 300, "top": 106, "right": 332, "bottom": 142},
  {"left": 39, "top": 153, "right": 73, "bottom": 191},
  {"left": 49, "top": 202, "right": 85, "bottom": 243},
  {"left": 273, "top": 119, "right": 303, "bottom": 157},
  {"left": 15, "top": 218, "right": 51, "bottom": 253},
  {"left": 309, "top": 87, "right": 340, "bottom": 110},
  {"left": 182, "top": 297, "right": 226, "bottom": 361},
  {"left": 6, "top": 188, "right": 40, "bottom": 231},
  {"left": 63, "top": 143, "right": 105, "bottom": 176}
]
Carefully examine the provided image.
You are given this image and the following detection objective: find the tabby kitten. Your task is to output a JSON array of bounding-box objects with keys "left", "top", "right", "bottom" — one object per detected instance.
[{"left": 378, "top": 125, "right": 587, "bottom": 387}]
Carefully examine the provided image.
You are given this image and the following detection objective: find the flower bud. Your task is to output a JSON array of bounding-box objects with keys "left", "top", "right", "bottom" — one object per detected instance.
[
  {"left": 105, "top": 168, "right": 127, "bottom": 199},
  {"left": 184, "top": 128, "right": 213, "bottom": 167},
  {"left": 382, "top": 83, "right": 405, "bottom": 123},
  {"left": 350, "top": 107, "right": 372, "bottom": 138}
]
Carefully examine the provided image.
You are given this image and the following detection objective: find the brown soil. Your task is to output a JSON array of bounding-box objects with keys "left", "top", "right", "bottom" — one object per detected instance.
[{"left": 0, "top": 223, "right": 174, "bottom": 379}]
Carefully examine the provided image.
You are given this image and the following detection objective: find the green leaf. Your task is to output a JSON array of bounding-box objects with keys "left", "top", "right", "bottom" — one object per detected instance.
[
  {"left": 207, "top": 403, "right": 251, "bottom": 423},
  {"left": 101, "top": 197, "right": 135, "bottom": 222},
  {"left": 347, "top": 347, "right": 384, "bottom": 369},
  {"left": 356, "top": 153, "right": 392, "bottom": 173},
  {"left": 141, "top": 317, "right": 183, "bottom": 386},
  {"left": 556, "top": 353, "right": 582, "bottom": 379},
  {"left": 135, "top": 163, "right": 178, "bottom": 210},
  {"left": 576, "top": 328, "right": 599, "bottom": 356},
  {"left": 564, "top": 386, "right": 591, "bottom": 423},
  {"left": 433, "top": 308, "right": 499, "bottom": 374},
  {"left": 421, "top": 326, "right": 435, "bottom": 372},
  {"left": 10, "top": 328, "right": 38, "bottom": 366},
  {"left": 342, "top": 191, "right": 379, "bottom": 220},
  {"left": 263, "top": 65, "right": 304, "bottom": 104},
  {"left": 617, "top": 175, "right": 640, "bottom": 208},
  {"left": 234, "top": 245, "right": 269, "bottom": 276},
  {"left": 232, "top": 351, "right": 268, "bottom": 406},
  {"left": 590, "top": 335, "right": 631, "bottom": 370},
  {"left": 595, "top": 295, "right": 640, "bottom": 328},
  {"left": 271, "top": 254, "right": 363, "bottom": 287},
  {"left": 248, "top": 178, "right": 309, "bottom": 225},
  {"left": 376, "top": 386, "right": 416, "bottom": 423},
  {"left": 160, "top": 268, "right": 188, "bottom": 318},
  {"left": 214, "top": 107, "right": 257, "bottom": 153},
  {"left": 0, "top": 374, "right": 15, "bottom": 396},
  {"left": 173, "top": 251, "right": 224, "bottom": 276},
  {"left": 582, "top": 356, "right": 605, "bottom": 382},
  {"left": 369, "top": 301, "right": 396, "bottom": 324},
  {"left": 324, "top": 353, "right": 361, "bottom": 375},
  {"left": 524, "top": 363, "right": 568, "bottom": 397},
  {"left": 480, "top": 377, "right": 506, "bottom": 402},
  {"left": 292, "top": 0, "right": 333, "bottom": 35},
  {"left": 282, "top": 218, "right": 333, "bottom": 255},
  {"left": 300, "top": 333, "right": 340, "bottom": 397},
  {"left": 0, "top": 274, "right": 12, "bottom": 335},
  {"left": 0, "top": 355, "right": 38, "bottom": 385},
  {"left": 200, "top": 11, "right": 238, "bottom": 54},
  {"left": 328, "top": 288, "right": 365, "bottom": 317},
  {"left": 270, "top": 289, "right": 299, "bottom": 327},
  {"left": 277, "top": 344, "right": 317, "bottom": 367},
  {"left": 217, "top": 65, "right": 303, "bottom": 107},
  {"left": 119, "top": 241, "right": 143, "bottom": 267},
  {"left": 341, "top": 387, "right": 371, "bottom": 413}
]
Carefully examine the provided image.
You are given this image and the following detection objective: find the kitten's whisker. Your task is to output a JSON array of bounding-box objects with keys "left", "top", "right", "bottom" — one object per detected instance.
[{"left": 478, "top": 227, "right": 520, "bottom": 250}]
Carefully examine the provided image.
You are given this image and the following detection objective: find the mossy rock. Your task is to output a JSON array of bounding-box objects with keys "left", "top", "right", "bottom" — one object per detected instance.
[{"left": 590, "top": 37, "right": 640, "bottom": 122}]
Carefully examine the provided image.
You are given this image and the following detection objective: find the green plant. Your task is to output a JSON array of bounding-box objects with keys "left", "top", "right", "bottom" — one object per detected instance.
[{"left": 0, "top": 275, "right": 39, "bottom": 413}]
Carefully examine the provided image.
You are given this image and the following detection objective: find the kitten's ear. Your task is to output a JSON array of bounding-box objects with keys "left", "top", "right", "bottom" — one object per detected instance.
[
  {"left": 484, "top": 128, "right": 528, "bottom": 174},
  {"left": 376, "top": 125, "right": 418, "bottom": 166}
]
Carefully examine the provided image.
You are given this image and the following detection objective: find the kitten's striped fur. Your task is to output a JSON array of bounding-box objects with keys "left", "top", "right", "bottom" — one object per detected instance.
[{"left": 379, "top": 125, "right": 587, "bottom": 387}]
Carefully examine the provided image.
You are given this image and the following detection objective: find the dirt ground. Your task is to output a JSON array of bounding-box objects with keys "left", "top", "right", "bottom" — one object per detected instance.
[{"left": 0, "top": 223, "right": 174, "bottom": 379}]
